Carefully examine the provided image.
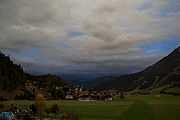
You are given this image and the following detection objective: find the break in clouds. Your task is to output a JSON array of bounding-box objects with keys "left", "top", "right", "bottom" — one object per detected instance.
[{"left": 0, "top": 0, "right": 180, "bottom": 80}]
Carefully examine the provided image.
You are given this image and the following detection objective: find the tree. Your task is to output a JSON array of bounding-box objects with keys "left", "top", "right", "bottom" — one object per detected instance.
[
  {"left": 49, "top": 87, "right": 57, "bottom": 99},
  {"left": 0, "top": 52, "right": 26, "bottom": 92},
  {"left": 35, "top": 94, "right": 46, "bottom": 115},
  {"left": 51, "top": 104, "right": 59, "bottom": 116},
  {"left": 57, "top": 89, "right": 65, "bottom": 99},
  {"left": 0, "top": 96, "right": 4, "bottom": 104},
  {"left": 120, "top": 91, "right": 124, "bottom": 100},
  {"left": 30, "top": 104, "right": 37, "bottom": 115},
  {"left": 45, "top": 107, "right": 51, "bottom": 116}
]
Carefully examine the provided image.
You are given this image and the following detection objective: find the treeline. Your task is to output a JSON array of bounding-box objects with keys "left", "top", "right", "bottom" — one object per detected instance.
[
  {"left": 0, "top": 52, "right": 68, "bottom": 100},
  {"left": 26, "top": 74, "right": 67, "bottom": 88},
  {"left": 0, "top": 52, "right": 26, "bottom": 91}
]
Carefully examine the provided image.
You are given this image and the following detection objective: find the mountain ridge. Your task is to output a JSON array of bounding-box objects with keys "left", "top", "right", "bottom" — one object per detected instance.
[{"left": 96, "top": 46, "right": 180, "bottom": 91}]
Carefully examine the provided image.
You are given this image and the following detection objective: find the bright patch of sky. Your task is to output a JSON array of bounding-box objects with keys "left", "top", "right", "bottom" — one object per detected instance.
[
  {"left": 2, "top": 47, "right": 58, "bottom": 65},
  {"left": 67, "top": 32, "right": 87, "bottom": 38},
  {"left": 159, "top": 4, "right": 180, "bottom": 17},
  {"left": 141, "top": 39, "right": 180, "bottom": 55}
]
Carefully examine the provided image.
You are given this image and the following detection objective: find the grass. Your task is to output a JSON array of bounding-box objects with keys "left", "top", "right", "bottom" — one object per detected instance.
[
  {"left": 165, "top": 87, "right": 180, "bottom": 93},
  {"left": 3, "top": 94, "right": 180, "bottom": 120},
  {"left": 119, "top": 100, "right": 154, "bottom": 120},
  {"left": 151, "top": 85, "right": 169, "bottom": 92}
]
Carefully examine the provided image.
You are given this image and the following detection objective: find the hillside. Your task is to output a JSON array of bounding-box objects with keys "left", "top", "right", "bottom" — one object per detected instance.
[
  {"left": 26, "top": 74, "right": 67, "bottom": 88},
  {"left": 66, "top": 76, "right": 116, "bottom": 89},
  {"left": 97, "top": 46, "right": 180, "bottom": 91},
  {"left": 0, "top": 52, "right": 26, "bottom": 92},
  {"left": 0, "top": 52, "right": 67, "bottom": 99}
]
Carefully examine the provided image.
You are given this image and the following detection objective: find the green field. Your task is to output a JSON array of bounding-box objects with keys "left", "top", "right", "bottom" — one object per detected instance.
[
  {"left": 4, "top": 94, "right": 180, "bottom": 120},
  {"left": 151, "top": 85, "right": 168, "bottom": 92},
  {"left": 165, "top": 87, "right": 180, "bottom": 93}
]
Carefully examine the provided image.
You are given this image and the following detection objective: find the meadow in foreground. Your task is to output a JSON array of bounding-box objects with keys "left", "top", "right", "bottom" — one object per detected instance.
[{"left": 4, "top": 94, "right": 180, "bottom": 120}]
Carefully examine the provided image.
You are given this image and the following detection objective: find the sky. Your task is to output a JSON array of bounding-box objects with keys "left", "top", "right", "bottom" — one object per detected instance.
[{"left": 0, "top": 0, "right": 180, "bottom": 81}]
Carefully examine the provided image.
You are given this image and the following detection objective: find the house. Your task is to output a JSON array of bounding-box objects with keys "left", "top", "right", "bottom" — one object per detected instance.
[
  {"left": 107, "top": 96, "right": 113, "bottom": 101},
  {"left": 65, "top": 95, "right": 74, "bottom": 100},
  {"left": 77, "top": 94, "right": 94, "bottom": 101}
]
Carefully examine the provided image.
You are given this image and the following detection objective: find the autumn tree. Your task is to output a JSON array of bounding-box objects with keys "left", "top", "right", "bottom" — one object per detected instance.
[{"left": 35, "top": 94, "right": 46, "bottom": 115}]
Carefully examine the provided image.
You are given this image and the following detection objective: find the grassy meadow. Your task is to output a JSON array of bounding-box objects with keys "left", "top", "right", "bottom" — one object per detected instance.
[{"left": 4, "top": 94, "right": 180, "bottom": 120}]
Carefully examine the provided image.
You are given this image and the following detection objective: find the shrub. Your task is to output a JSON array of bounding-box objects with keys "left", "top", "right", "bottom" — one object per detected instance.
[
  {"left": 66, "top": 111, "right": 79, "bottom": 120},
  {"left": 61, "top": 111, "right": 79, "bottom": 120},
  {"left": 51, "top": 104, "right": 59, "bottom": 116},
  {"left": 45, "top": 107, "right": 51, "bottom": 116}
]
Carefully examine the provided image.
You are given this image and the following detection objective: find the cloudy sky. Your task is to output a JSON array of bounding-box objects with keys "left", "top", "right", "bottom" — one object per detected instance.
[{"left": 0, "top": 0, "right": 180, "bottom": 80}]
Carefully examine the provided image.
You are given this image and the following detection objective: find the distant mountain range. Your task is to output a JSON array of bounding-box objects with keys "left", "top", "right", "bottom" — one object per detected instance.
[
  {"left": 66, "top": 76, "right": 117, "bottom": 88},
  {"left": 95, "top": 46, "right": 180, "bottom": 91}
]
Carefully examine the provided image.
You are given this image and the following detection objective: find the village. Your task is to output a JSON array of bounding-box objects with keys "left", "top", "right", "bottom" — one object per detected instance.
[
  {"left": 21, "top": 80, "right": 123, "bottom": 101},
  {"left": 17, "top": 80, "right": 179, "bottom": 102},
  {"left": 0, "top": 80, "right": 125, "bottom": 120}
]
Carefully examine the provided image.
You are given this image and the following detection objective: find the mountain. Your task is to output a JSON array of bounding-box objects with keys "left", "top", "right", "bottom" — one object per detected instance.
[
  {"left": 97, "top": 46, "right": 180, "bottom": 91},
  {"left": 0, "top": 52, "right": 67, "bottom": 99},
  {"left": 66, "top": 76, "right": 116, "bottom": 88}
]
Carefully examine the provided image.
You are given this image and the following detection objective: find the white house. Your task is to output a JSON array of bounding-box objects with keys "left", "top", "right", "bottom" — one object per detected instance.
[{"left": 65, "top": 95, "right": 74, "bottom": 100}]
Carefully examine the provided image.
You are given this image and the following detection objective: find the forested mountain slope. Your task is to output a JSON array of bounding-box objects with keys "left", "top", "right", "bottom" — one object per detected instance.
[{"left": 97, "top": 46, "right": 180, "bottom": 91}]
